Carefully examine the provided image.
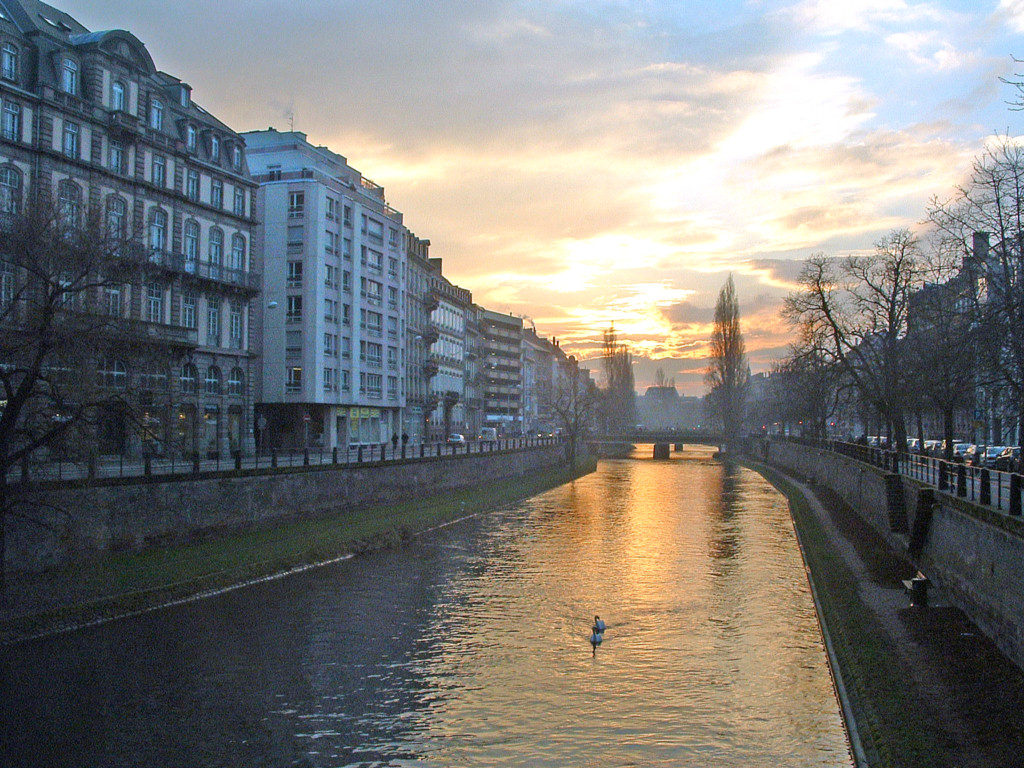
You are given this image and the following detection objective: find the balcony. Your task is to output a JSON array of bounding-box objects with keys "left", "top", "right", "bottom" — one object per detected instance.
[
  {"left": 107, "top": 109, "right": 143, "bottom": 137},
  {"left": 423, "top": 359, "right": 439, "bottom": 378}
]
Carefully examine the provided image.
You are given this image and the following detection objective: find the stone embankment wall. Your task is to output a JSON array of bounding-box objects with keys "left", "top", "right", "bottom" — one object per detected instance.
[
  {"left": 6, "top": 444, "right": 567, "bottom": 572},
  {"left": 765, "top": 441, "right": 1024, "bottom": 672}
]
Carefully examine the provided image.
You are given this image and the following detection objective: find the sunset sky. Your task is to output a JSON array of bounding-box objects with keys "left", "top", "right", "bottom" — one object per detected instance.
[{"left": 60, "top": 0, "right": 1024, "bottom": 394}]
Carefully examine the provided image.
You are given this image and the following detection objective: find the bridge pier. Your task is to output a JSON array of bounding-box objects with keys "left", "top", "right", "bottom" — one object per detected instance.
[{"left": 653, "top": 443, "right": 670, "bottom": 460}]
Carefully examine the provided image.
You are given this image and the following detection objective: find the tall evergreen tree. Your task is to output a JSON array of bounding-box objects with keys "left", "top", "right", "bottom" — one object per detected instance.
[{"left": 705, "top": 275, "right": 748, "bottom": 449}]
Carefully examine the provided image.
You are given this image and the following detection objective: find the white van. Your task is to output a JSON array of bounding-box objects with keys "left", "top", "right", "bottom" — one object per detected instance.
[{"left": 478, "top": 427, "right": 498, "bottom": 442}]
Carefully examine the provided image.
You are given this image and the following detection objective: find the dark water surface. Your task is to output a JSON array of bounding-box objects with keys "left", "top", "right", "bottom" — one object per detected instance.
[{"left": 1, "top": 447, "right": 852, "bottom": 767}]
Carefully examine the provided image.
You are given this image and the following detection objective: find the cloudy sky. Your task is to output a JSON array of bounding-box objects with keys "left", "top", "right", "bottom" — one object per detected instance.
[{"left": 61, "top": 0, "right": 1024, "bottom": 394}]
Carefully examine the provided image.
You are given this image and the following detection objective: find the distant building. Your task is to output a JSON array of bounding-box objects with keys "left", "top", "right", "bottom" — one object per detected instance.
[
  {"left": 425, "top": 261, "right": 472, "bottom": 440},
  {"left": 638, "top": 385, "right": 681, "bottom": 430},
  {"left": 481, "top": 309, "right": 523, "bottom": 435}
]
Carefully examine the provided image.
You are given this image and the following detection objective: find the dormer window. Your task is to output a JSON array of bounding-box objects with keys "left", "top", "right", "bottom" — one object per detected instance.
[
  {"left": 61, "top": 59, "right": 78, "bottom": 96},
  {"left": 111, "top": 81, "right": 125, "bottom": 111},
  {"left": 149, "top": 98, "right": 163, "bottom": 130},
  {"left": 1, "top": 43, "right": 18, "bottom": 82},
  {"left": 232, "top": 144, "right": 242, "bottom": 170},
  {"left": 210, "top": 135, "right": 220, "bottom": 162},
  {"left": 186, "top": 124, "right": 197, "bottom": 152},
  {"left": 180, "top": 87, "right": 190, "bottom": 108}
]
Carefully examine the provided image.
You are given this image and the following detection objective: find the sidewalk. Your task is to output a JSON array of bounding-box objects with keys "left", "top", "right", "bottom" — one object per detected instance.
[{"left": 768, "top": 464, "right": 1024, "bottom": 768}]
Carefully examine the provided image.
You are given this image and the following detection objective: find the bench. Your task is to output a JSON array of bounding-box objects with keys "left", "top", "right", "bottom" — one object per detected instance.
[{"left": 902, "top": 572, "right": 930, "bottom": 607}]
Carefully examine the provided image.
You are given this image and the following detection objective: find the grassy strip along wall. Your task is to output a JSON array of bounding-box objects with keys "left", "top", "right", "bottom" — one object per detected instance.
[
  {"left": 1, "top": 458, "right": 596, "bottom": 644},
  {"left": 749, "top": 461, "right": 946, "bottom": 767}
]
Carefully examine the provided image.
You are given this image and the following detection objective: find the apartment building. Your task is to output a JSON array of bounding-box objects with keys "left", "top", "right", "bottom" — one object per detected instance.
[
  {"left": 425, "top": 262, "right": 472, "bottom": 440},
  {"left": 244, "top": 129, "right": 407, "bottom": 450},
  {"left": 0, "top": 0, "right": 258, "bottom": 459},
  {"left": 480, "top": 308, "right": 523, "bottom": 436},
  {"left": 403, "top": 231, "right": 432, "bottom": 442}
]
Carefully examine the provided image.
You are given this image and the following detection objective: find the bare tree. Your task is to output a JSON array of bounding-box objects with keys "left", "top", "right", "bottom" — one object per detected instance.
[
  {"left": 705, "top": 274, "right": 748, "bottom": 450},
  {"left": 546, "top": 357, "right": 598, "bottom": 470},
  {"left": 0, "top": 197, "right": 150, "bottom": 596},
  {"left": 784, "top": 230, "right": 923, "bottom": 453},
  {"left": 600, "top": 325, "right": 636, "bottom": 435}
]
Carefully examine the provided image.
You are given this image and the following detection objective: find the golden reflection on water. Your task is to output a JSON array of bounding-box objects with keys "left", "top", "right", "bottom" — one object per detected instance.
[{"left": 406, "top": 447, "right": 852, "bottom": 767}]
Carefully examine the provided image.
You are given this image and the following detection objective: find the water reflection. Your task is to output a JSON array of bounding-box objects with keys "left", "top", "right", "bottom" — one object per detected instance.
[{"left": 1, "top": 447, "right": 851, "bottom": 767}]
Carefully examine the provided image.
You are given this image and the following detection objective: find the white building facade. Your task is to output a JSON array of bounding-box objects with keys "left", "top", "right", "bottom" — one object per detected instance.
[{"left": 244, "top": 129, "right": 408, "bottom": 450}]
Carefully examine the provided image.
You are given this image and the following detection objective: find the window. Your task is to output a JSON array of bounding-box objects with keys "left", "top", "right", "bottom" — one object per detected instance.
[
  {"left": 228, "top": 367, "right": 244, "bottom": 396},
  {"left": 2, "top": 100, "right": 20, "bottom": 141},
  {"left": 361, "top": 372, "right": 382, "bottom": 398},
  {"left": 61, "top": 59, "right": 78, "bottom": 95},
  {"left": 341, "top": 336, "right": 351, "bottom": 359},
  {"left": 180, "top": 87, "right": 190, "bottom": 108},
  {"left": 287, "top": 225, "right": 304, "bottom": 247},
  {"left": 57, "top": 180, "right": 81, "bottom": 228},
  {"left": 180, "top": 363, "right": 199, "bottom": 393},
  {"left": 1, "top": 43, "right": 18, "bottom": 81},
  {"left": 233, "top": 187, "right": 245, "bottom": 216},
  {"left": 184, "top": 220, "right": 199, "bottom": 265},
  {"left": 365, "top": 216, "right": 384, "bottom": 242},
  {"left": 342, "top": 303, "right": 351, "bottom": 326},
  {"left": 205, "top": 366, "right": 221, "bottom": 394},
  {"left": 324, "top": 263, "right": 336, "bottom": 288},
  {"left": 230, "top": 234, "right": 246, "bottom": 272},
  {"left": 146, "top": 282, "right": 163, "bottom": 323},
  {"left": 186, "top": 124, "right": 197, "bottom": 152},
  {"left": 341, "top": 369, "right": 350, "bottom": 390},
  {"left": 211, "top": 179, "right": 223, "bottom": 208},
  {"left": 62, "top": 121, "right": 79, "bottom": 158},
  {"left": 104, "top": 284, "right": 122, "bottom": 317},
  {"left": 325, "top": 230, "right": 338, "bottom": 254},
  {"left": 388, "top": 285, "right": 398, "bottom": 307},
  {"left": 343, "top": 205, "right": 352, "bottom": 226},
  {"left": 0, "top": 166, "right": 21, "bottom": 215},
  {"left": 286, "top": 366, "right": 302, "bottom": 393},
  {"left": 210, "top": 135, "right": 220, "bottom": 162},
  {"left": 108, "top": 139, "right": 124, "bottom": 174},
  {"left": 342, "top": 269, "right": 351, "bottom": 292},
  {"left": 288, "top": 191, "right": 304, "bottom": 218},
  {"left": 232, "top": 145, "right": 242, "bottom": 170},
  {"left": 285, "top": 330, "right": 302, "bottom": 359},
  {"left": 106, "top": 196, "right": 126, "bottom": 240},
  {"left": 287, "top": 260, "right": 303, "bottom": 287},
  {"left": 324, "top": 297, "right": 337, "bottom": 323},
  {"left": 111, "top": 81, "right": 125, "bottom": 111},
  {"left": 209, "top": 228, "right": 223, "bottom": 266},
  {"left": 324, "top": 333, "right": 337, "bottom": 357},
  {"left": 326, "top": 196, "right": 338, "bottom": 220},
  {"left": 182, "top": 290, "right": 197, "bottom": 328},
  {"left": 343, "top": 237, "right": 352, "bottom": 259},
  {"left": 229, "top": 300, "right": 243, "bottom": 348},
  {"left": 97, "top": 358, "right": 127, "bottom": 389},
  {"left": 186, "top": 169, "right": 199, "bottom": 200},
  {"left": 389, "top": 228, "right": 399, "bottom": 247},
  {"left": 207, "top": 298, "right": 221, "bottom": 346},
  {"left": 148, "top": 208, "right": 167, "bottom": 253},
  {"left": 149, "top": 98, "right": 163, "bottom": 130},
  {"left": 1, "top": 260, "right": 15, "bottom": 312},
  {"left": 387, "top": 345, "right": 398, "bottom": 369},
  {"left": 387, "top": 376, "right": 398, "bottom": 399},
  {"left": 324, "top": 367, "right": 336, "bottom": 393},
  {"left": 151, "top": 154, "right": 166, "bottom": 187},
  {"left": 286, "top": 295, "right": 302, "bottom": 322}
]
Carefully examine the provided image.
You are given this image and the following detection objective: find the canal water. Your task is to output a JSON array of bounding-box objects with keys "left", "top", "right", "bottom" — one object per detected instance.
[{"left": 1, "top": 446, "right": 852, "bottom": 767}]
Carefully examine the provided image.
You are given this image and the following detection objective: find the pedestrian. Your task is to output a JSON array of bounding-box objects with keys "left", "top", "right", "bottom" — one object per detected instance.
[
  {"left": 401, "top": 432, "right": 409, "bottom": 447},
  {"left": 391, "top": 432, "right": 399, "bottom": 454}
]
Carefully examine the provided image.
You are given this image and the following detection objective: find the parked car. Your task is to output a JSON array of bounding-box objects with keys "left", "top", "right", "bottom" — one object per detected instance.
[
  {"left": 981, "top": 445, "right": 1007, "bottom": 468},
  {"left": 952, "top": 442, "right": 973, "bottom": 462},
  {"left": 478, "top": 427, "right": 498, "bottom": 442},
  {"left": 923, "top": 439, "right": 942, "bottom": 456},
  {"left": 447, "top": 433, "right": 466, "bottom": 444},
  {"left": 906, "top": 438, "right": 920, "bottom": 452},
  {"left": 994, "top": 446, "right": 1021, "bottom": 472}
]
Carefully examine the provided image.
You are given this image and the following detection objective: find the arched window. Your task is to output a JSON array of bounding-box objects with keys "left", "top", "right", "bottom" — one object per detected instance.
[
  {"left": 180, "top": 363, "right": 199, "bottom": 393},
  {"left": 2, "top": 43, "right": 19, "bottom": 82},
  {"left": 228, "top": 367, "right": 244, "bottom": 396},
  {"left": 57, "top": 179, "right": 81, "bottom": 227},
  {"left": 0, "top": 166, "right": 21, "bottom": 215},
  {"left": 209, "top": 227, "right": 223, "bottom": 265},
  {"left": 61, "top": 58, "right": 78, "bottom": 95},
  {"left": 111, "top": 80, "right": 125, "bottom": 111},
  {"left": 148, "top": 208, "right": 167, "bottom": 254},
  {"left": 184, "top": 220, "right": 200, "bottom": 265},
  {"left": 97, "top": 357, "right": 127, "bottom": 389},
  {"left": 205, "top": 365, "right": 221, "bottom": 395},
  {"left": 106, "top": 195, "right": 127, "bottom": 240},
  {"left": 230, "top": 234, "right": 245, "bottom": 272}
]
